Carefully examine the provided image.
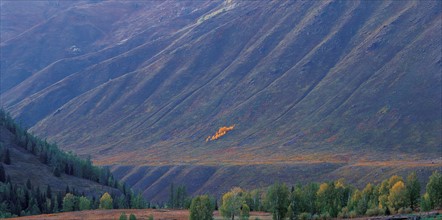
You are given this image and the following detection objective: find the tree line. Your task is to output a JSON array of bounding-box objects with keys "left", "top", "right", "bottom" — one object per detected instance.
[
  {"left": 0, "top": 175, "right": 147, "bottom": 218},
  {"left": 189, "top": 171, "right": 442, "bottom": 220},
  {"left": 0, "top": 109, "right": 148, "bottom": 217},
  {"left": 0, "top": 109, "right": 117, "bottom": 186}
]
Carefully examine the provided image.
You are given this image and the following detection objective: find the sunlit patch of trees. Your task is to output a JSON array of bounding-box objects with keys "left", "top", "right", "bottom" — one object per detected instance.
[
  {"left": 206, "top": 125, "right": 235, "bottom": 142},
  {"left": 216, "top": 171, "right": 442, "bottom": 220}
]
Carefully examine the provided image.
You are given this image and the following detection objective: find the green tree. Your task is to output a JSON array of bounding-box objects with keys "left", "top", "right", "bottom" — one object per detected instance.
[
  {"left": 288, "top": 185, "right": 302, "bottom": 219},
  {"left": 62, "top": 193, "right": 75, "bottom": 212},
  {"left": 266, "top": 182, "right": 289, "bottom": 220},
  {"left": 169, "top": 183, "right": 175, "bottom": 208},
  {"left": 388, "top": 181, "right": 407, "bottom": 212},
  {"left": 220, "top": 187, "right": 245, "bottom": 220},
  {"left": 426, "top": 171, "right": 442, "bottom": 209},
  {"left": 129, "top": 213, "right": 137, "bottom": 220},
  {"left": 240, "top": 203, "right": 250, "bottom": 220},
  {"left": 119, "top": 212, "right": 128, "bottom": 220},
  {"left": 79, "top": 196, "right": 91, "bottom": 211},
  {"left": 420, "top": 193, "right": 431, "bottom": 212},
  {"left": 131, "top": 193, "right": 146, "bottom": 209},
  {"left": 99, "top": 192, "right": 113, "bottom": 209},
  {"left": 406, "top": 172, "right": 420, "bottom": 210},
  {"left": 189, "top": 195, "right": 213, "bottom": 220},
  {"left": 250, "top": 189, "right": 262, "bottom": 211},
  {"left": 378, "top": 175, "right": 403, "bottom": 210}
]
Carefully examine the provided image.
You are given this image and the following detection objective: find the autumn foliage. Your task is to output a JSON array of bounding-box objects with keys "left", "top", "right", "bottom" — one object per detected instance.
[{"left": 206, "top": 125, "right": 235, "bottom": 142}]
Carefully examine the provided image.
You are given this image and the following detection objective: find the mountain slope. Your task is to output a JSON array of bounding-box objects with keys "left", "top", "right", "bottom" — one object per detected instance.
[
  {"left": 0, "top": 113, "right": 120, "bottom": 198},
  {"left": 1, "top": 0, "right": 441, "bottom": 201}
]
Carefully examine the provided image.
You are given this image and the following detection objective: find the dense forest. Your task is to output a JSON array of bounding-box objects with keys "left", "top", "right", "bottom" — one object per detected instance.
[
  {"left": 168, "top": 169, "right": 442, "bottom": 220},
  {"left": 0, "top": 109, "right": 147, "bottom": 218},
  {"left": 188, "top": 171, "right": 442, "bottom": 220}
]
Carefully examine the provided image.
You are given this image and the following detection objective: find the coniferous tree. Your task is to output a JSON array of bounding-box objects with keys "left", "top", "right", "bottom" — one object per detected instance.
[
  {"left": 26, "top": 179, "right": 32, "bottom": 190},
  {"left": 3, "top": 148, "right": 11, "bottom": 165},
  {"left": 169, "top": 183, "right": 175, "bottom": 208},
  {"left": 46, "top": 185, "right": 52, "bottom": 199},
  {"left": 0, "top": 164, "right": 6, "bottom": 182},
  {"left": 119, "top": 212, "right": 128, "bottom": 220},
  {"left": 53, "top": 167, "right": 61, "bottom": 177},
  {"left": 129, "top": 213, "right": 137, "bottom": 220}
]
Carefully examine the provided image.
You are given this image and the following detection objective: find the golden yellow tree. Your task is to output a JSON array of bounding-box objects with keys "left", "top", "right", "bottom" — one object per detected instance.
[
  {"left": 99, "top": 192, "right": 113, "bottom": 209},
  {"left": 388, "top": 181, "right": 407, "bottom": 212}
]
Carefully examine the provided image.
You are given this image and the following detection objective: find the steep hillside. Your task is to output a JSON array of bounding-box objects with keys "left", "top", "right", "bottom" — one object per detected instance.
[
  {"left": 0, "top": 111, "right": 121, "bottom": 197},
  {"left": 0, "top": 125, "right": 120, "bottom": 197},
  {"left": 1, "top": 0, "right": 441, "bottom": 201}
]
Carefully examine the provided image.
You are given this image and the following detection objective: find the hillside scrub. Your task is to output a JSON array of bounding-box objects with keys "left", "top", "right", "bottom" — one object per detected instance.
[{"left": 206, "top": 125, "right": 235, "bottom": 142}]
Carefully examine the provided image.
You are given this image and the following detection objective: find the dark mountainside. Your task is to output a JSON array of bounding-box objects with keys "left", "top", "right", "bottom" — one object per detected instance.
[{"left": 1, "top": 0, "right": 441, "bottom": 201}]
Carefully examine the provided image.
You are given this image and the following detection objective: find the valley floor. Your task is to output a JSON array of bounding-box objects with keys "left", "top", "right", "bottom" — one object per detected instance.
[
  {"left": 9, "top": 209, "right": 272, "bottom": 220},
  {"left": 8, "top": 209, "right": 442, "bottom": 220}
]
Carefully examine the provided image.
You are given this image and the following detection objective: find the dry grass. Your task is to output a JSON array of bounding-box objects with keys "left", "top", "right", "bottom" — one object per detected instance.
[{"left": 9, "top": 209, "right": 272, "bottom": 220}]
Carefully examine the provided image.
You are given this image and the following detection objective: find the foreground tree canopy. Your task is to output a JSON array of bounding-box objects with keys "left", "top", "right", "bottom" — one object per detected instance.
[{"left": 219, "top": 171, "right": 442, "bottom": 220}]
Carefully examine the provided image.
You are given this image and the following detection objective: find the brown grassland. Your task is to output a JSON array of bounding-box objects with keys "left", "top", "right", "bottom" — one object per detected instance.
[{"left": 9, "top": 209, "right": 272, "bottom": 220}]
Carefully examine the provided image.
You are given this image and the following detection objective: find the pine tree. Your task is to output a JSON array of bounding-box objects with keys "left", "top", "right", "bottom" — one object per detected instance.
[
  {"left": 129, "top": 213, "right": 137, "bottom": 220},
  {"left": 53, "top": 167, "right": 61, "bottom": 177},
  {"left": 3, "top": 148, "right": 11, "bottom": 165},
  {"left": 46, "top": 185, "right": 52, "bottom": 199},
  {"left": 119, "top": 212, "right": 128, "bottom": 220},
  {"left": 0, "top": 164, "right": 6, "bottom": 182},
  {"left": 26, "top": 179, "right": 32, "bottom": 190},
  {"left": 169, "top": 183, "right": 175, "bottom": 208}
]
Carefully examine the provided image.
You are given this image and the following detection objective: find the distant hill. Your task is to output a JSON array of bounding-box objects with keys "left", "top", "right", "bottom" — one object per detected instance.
[{"left": 1, "top": 0, "right": 441, "bottom": 202}]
